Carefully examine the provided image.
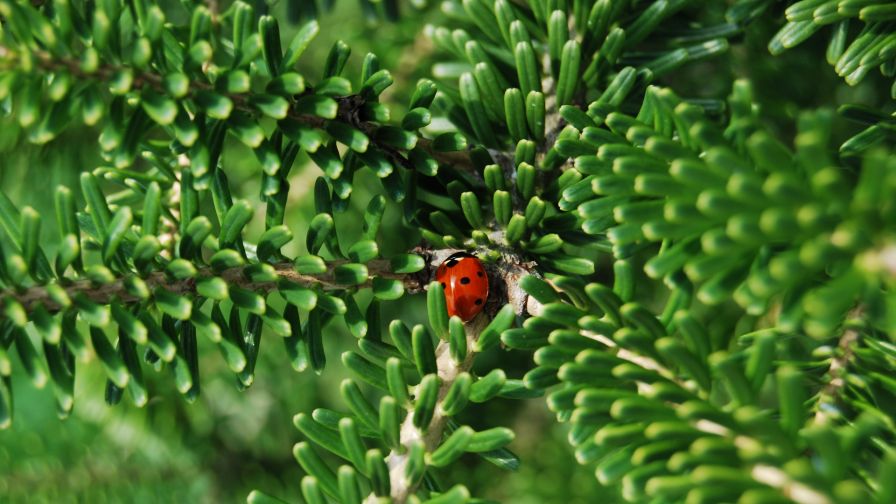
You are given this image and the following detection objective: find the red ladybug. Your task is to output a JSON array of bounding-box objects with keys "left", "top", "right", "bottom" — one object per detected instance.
[{"left": 435, "top": 252, "right": 489, "bottom": 322}]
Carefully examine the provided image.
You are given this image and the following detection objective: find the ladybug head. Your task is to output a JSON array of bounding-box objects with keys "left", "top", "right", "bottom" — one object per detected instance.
[{"left": 444, "top": 251, "right": 476, "bottom": 263}]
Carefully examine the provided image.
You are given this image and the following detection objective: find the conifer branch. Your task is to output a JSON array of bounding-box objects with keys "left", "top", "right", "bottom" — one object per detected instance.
[
  {"left": 582, "top": 330, "right": 697, "bottom": 393},
  {"left": 373, "top": 315, "right": 488, "bottom": 504},
  {"left": 0, "top": 45, "right": 476, "bottom": 173},
  {"left": 813, "top": 310, "right": 863, "bottom": 425},
  {"left": 751, "top": 465, "right": 833, "bottom": 504},
  {"left": 0, "top": 260, "right": 424, "bottom": 313}
]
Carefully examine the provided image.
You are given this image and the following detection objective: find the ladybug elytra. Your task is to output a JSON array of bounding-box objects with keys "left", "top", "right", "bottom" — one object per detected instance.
[{"left": 435, "top": 252, "right": 489, "bottom": 322}]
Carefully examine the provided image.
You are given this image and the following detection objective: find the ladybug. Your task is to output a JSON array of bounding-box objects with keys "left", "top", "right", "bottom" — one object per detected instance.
[{"left": 435, "top": 251, "right": 489, "bottom": 322}]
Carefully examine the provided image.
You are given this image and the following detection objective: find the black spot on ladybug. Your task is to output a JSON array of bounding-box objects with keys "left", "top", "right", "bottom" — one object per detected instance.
[
  {"left": 441, "top": 282, "right": 446, "bottom": 289},
  {"left": 460, "top": 277, "right": 470, "bottom": 285},
  {"left": 477, "top": 271, "right": 484, "bottom": 277},
  {"left": 446, "top": 259, "right": 458, "bottom": 267},
  {"left": 475, "top": 299, "right": 483, "bottom": 305}
]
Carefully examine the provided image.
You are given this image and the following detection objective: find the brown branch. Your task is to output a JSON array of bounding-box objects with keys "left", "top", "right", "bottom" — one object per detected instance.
[
  {"left": 1, "top": 260, "right": 425, "bottom": 313},
  {"left": 0, "top": 46, "right": 476, "bottom": 174}
]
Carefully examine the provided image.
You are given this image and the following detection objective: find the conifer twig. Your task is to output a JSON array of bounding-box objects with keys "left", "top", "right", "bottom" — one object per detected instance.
[
  {"left": 813, "top": 309, "right": 863, "bottom": 425},
  {"left": 0, "top": 260, "right": 425, "bottom": 313},
  {"left": 581, "top": 330, "right": 696, "bottom": 393},
  {"left": 0, "top": 46, "right": 477, "bottom": 173},
  {"left": 751, "top": 465, "right": 832, "bottom": 504},
  {"left": 370, "top": 315, "right": 488, "bottom": 503}
]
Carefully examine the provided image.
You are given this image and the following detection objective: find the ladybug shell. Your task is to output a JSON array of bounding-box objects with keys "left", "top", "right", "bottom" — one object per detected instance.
[{"left": 435, "top": 252, "right": 489, "bottom": 322}]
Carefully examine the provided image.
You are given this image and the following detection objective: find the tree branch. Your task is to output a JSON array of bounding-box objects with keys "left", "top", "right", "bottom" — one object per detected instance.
[
  {"left": 751, "top": 465, "right": 833, "bottom": 504},
  {"left": 369, "top": 315, "right": 488, "bottom": 503},
  {"left": 581, "top": 329, "right": 699, "bottom": 394},
  {"left": 0, "top": 46, "right": 476, "bottom": 174},
  {"left": 1, "top": 259, "right": 425, "bottom": 313},
  {"left": 812, "top": 309, "right": 863, "bottom": 425}
]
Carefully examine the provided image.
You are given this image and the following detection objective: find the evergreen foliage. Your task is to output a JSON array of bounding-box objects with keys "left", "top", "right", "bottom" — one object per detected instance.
[{"left": 1, "top": 0, "right": 896, "bottom": 502}]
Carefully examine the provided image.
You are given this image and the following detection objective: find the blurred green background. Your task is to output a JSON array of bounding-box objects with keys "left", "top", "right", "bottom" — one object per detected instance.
[{"left": 1, "top": 1, "right": 893, "bottom": 502}]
